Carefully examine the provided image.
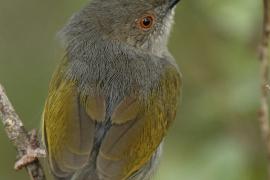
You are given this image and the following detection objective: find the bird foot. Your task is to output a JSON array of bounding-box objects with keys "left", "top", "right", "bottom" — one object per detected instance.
[
  {"left": 14, "top": 129, "right": 46, "bottom": 170},
  {"left": 14, "top": 148, "right": 46, "bottom": 170}
]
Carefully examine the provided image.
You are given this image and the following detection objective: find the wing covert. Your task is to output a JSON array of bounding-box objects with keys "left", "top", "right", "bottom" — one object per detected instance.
[
  {"left": 97, "top": 64, "right": 182, "bottom": 179},
  {"left": 42, "top": 60, "right": 96, "bottom": 178}
]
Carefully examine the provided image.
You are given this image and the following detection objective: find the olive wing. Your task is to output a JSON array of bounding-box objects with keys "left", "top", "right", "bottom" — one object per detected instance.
[
  {"left": 96, "top": 65, "right": 182, "bottom": 179},
  {"left": 42, "top": 61, "right": 105, "bottom": 178}
]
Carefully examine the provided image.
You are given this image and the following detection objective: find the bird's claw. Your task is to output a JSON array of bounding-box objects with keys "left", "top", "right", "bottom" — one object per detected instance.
[
  {"left": 14, "top": 148, "right": 46, "bottom": 170},
  {"left": 14, "top": 129, "right": 46, "bottom": 170}
]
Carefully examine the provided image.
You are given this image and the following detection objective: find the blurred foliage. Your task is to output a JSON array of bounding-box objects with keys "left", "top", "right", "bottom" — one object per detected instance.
[{"left": 0, "top": 0, "right": 266, "bottom": 179}]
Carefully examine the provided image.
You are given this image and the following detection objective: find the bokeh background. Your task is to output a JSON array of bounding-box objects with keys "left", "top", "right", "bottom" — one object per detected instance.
[{"left": 0, "top": 0, "right": 266, "bottom": 179}]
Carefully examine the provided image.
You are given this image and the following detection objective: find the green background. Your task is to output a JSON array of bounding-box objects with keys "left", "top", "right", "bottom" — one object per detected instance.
[{"left": 0, "top": 0, "right": 266, "bottom": 179}]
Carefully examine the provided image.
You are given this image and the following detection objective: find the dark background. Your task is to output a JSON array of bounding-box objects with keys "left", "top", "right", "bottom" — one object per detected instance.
[{"left": 0, "top": 0, "right": 266, "bottom": 179}]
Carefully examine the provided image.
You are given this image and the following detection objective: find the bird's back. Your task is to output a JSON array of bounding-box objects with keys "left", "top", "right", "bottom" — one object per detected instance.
[
  {"left": 42, "top": 0, "right": 182, "bottom": 179},
  {"left": 43, "top": 43, "right": 181, "bottom": 179}
]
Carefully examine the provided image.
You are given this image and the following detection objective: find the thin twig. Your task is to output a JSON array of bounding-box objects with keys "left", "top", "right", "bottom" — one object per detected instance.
[
  {"left": 0, "top": 84, "right": 46, "bottom": 180},
  {"left": 258, "top": 0, "right": 270, "bottom": 179}
]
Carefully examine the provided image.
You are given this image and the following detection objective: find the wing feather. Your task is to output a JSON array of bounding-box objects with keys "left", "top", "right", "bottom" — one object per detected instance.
[
  {"left": 97, "top": 65, "right": 181, "bottom": 179},
  {"left": 42, "top": 61, "right": 96, "bottom": 178}
]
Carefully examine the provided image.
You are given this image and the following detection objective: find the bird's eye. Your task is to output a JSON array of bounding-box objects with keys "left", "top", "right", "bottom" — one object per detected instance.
[{"left": 138, "top": 15, "right": 155, "bottom": 30}]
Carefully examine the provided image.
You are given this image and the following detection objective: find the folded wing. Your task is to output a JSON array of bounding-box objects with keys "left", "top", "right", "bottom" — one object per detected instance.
[
  {"left": 96, "top": 65, "right": 181, "bottom": 179},
  {"left": 42, "top": 62, "right": 100, "bottom": 178}
]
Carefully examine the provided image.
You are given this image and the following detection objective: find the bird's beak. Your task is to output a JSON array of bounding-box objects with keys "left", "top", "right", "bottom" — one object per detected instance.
[{"left": 168, "top": 0, "right": 181, "bottom": 9}]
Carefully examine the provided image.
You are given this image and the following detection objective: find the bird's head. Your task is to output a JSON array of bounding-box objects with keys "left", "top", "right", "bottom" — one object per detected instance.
[{"left": 62, "top": 0, "right": 181, "bottom": 55}]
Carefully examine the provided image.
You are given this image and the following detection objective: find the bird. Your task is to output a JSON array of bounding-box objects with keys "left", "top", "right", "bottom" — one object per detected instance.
[{"left": 42, "top": 0, "right": 182, "bottom": 179}]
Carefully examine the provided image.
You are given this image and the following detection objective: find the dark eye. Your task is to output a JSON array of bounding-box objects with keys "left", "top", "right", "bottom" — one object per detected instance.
[
  {"left": 138, "top": 15, "right": 155, "bottom": 30},
  {"left": 142, "top": 17, "right": 152, "bottom": 26}
]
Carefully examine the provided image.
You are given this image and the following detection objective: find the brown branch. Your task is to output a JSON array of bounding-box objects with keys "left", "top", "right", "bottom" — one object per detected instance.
[
  {"left": 258, "top": 0, "right": 270, "bottom": 178},
  {"left": 0, "top": 84, "right": 46, "bottom": 180}
]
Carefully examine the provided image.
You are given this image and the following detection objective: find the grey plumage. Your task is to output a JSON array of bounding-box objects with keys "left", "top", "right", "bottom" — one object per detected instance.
[{"left": 44, "top": 0, "right": 181, "bottom": 179}]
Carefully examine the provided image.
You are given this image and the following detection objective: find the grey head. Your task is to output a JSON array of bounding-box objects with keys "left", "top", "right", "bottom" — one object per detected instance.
[{"left": 60, "top": 0, "right": 181, "bottom": 56}]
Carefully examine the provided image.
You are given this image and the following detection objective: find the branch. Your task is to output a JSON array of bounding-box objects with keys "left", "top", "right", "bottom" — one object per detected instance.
[
  {"left": 0, "top": 84, "right": 46, "bottom": 180},
  {"left": 258, "top": 0, "right": 270, "bottom": 178}
]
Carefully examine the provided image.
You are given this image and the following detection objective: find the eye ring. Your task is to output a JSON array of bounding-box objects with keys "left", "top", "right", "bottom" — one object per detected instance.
[{"left": 138, "top": 14, "right": 155, "bottom": 30}]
